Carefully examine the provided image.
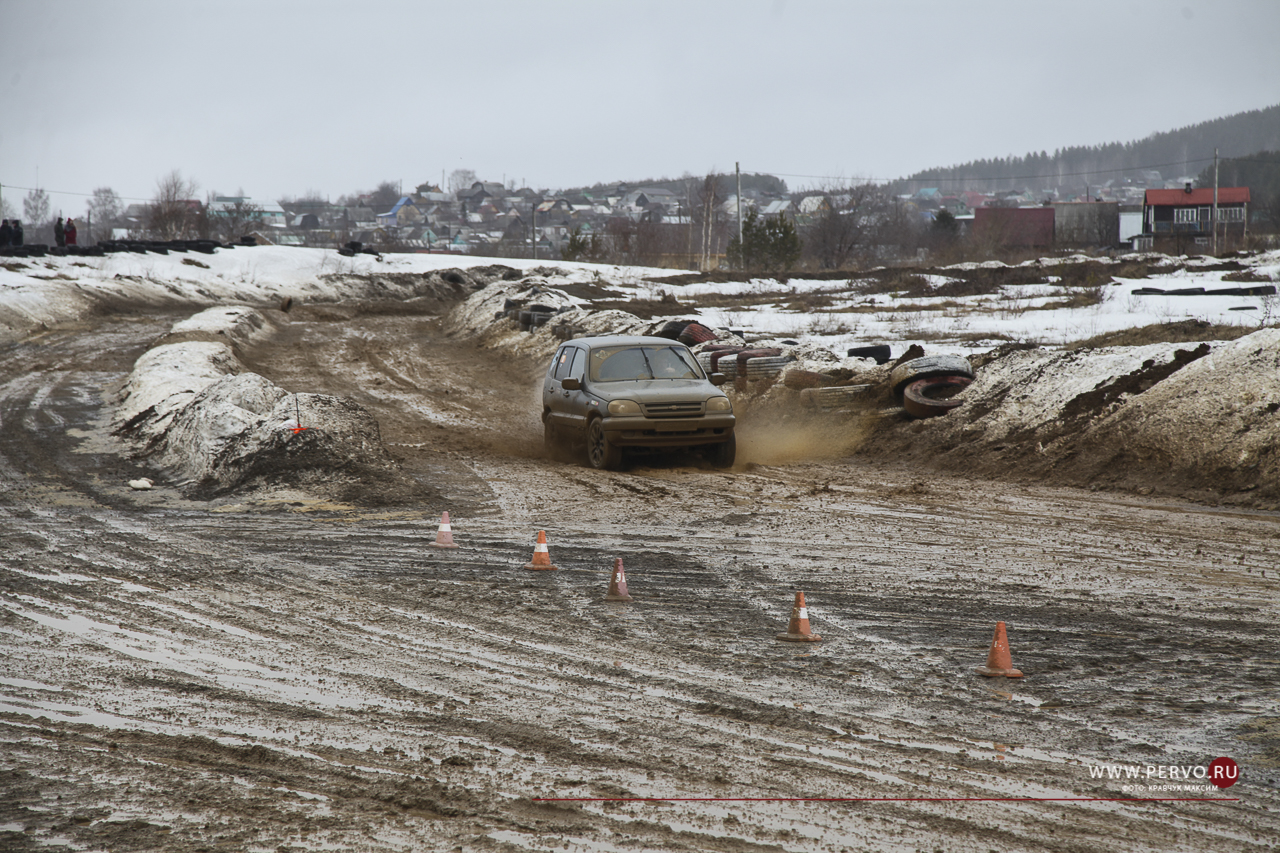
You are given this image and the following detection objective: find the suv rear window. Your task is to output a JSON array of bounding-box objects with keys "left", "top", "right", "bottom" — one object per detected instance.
[{"left": 589, "top": 346, "right": 701, "bottom": 382}]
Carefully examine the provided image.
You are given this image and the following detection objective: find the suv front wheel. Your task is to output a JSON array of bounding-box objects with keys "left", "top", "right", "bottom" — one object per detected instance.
[
  {"left": 706, "top": 433, "right": 736, "bottom": 469},
  {"left": 586, "top": 418, "right": 622, "bottom": 470}
]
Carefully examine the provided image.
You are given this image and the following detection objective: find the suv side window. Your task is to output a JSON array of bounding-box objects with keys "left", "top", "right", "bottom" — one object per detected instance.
[
  {"left": 565, "top": 347, "right": 584, "bottom": 381},
  {"left": 552, "top": 346, "right": 574, "bottom": 380}
]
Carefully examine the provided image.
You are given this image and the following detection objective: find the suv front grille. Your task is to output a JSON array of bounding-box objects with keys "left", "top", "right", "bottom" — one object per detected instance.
[{"left": 641, "top": 400, "right": 704, "bottom": 418}]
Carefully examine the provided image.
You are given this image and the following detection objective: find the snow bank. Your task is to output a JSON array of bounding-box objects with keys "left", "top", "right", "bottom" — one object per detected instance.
[
  {"left": 447, "top": 276, "right": 866, "bottom": 385},
  {"left": 114, "top": 305, "right": 423, "bottom": 503},
  {"left": 168, "top": 305, "right": 269, "bottom": 344},
  {"left": 956, "top": 342, "right": 1215, "bottom": 442},
  {"left": 114, "top": 341, "right": 245, "bottom": 434}
]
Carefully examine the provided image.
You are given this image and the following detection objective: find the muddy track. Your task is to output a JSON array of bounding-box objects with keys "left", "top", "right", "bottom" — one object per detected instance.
[{"left": 2, "top": 308, "right": 1279, "bottom": 851}]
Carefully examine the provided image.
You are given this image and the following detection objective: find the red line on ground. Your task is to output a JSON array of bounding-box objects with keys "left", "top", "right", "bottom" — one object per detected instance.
[{"left": 532, "top": 797, "right": 1239, "bottom": 803}]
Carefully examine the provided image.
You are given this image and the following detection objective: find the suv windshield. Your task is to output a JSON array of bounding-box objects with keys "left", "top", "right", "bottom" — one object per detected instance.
[{"left": 589, "top": 345, "right": 702, "bottom": 382}]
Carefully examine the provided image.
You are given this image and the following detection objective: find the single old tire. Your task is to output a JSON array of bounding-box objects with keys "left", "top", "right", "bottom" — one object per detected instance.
[
  {"left": 656, "top": 320, "right": 691, "bottom": 340},
  {"left": 706, "top": 434, "right": 736, "bottom": 468},
  {"left": 586, "top": 418, "right": 622, "bottom": 470},
  {"left": 847, "top": 344, "right": 892, "bottom": 364},
  {"left": 902, "top": 375, "right": 972, "bottom": 419},
  {"left": 802, "top": 384, "right": 873, "bottom": 411},
  {"left": 677, "top": 322, "right": 716, "bottom": 346},
  {"left": 889, "top": 354, "right": 974, "bottom": 399}
]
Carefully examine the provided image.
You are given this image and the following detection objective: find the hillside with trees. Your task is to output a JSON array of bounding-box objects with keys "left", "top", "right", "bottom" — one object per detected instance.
[
  {"left": 1197, "top": 150, "right": 1280, "bottom": 230},
  {"left": 897, "top": 104, "right": 1280, "bottom": 193}
]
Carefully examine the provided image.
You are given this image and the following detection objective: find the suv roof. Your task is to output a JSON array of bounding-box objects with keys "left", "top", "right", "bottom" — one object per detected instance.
[{"left": 566, "top": 335, "right": 690, "bottom": 348}]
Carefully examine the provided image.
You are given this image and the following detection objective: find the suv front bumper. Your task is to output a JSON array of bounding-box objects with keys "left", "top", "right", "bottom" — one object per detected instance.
[{"left": 601, "top": 414, "right": 736, "bottom": 448}]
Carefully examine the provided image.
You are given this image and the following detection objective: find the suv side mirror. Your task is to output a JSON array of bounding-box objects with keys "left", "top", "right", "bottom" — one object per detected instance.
[
  {"left": 709, "top": 373, "right": 727, "bottom": 386},
  {"left": 561, "top": 377, "right": 582, "bottom": 390}
]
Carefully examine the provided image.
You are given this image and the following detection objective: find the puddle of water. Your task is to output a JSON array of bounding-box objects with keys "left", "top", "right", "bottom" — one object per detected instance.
[
  {"left": 6, "top": 564, "right": 158, "bottom": 594},
  {"left": 4, "top": 597, "right": 273, "bottom": 676},
  {"left": 0, "top": 676, "right": 62, "bottom": 693}
]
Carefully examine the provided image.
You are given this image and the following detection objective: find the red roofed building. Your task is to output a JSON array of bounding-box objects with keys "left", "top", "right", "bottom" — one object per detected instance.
[{"left": 1143, "top": 185, "right": 1250, "bottom": 252}]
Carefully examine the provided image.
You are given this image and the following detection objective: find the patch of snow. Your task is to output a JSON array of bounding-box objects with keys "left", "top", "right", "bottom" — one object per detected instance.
[{"left": 114, "top": 341, "right": 243, "bottom": 432}]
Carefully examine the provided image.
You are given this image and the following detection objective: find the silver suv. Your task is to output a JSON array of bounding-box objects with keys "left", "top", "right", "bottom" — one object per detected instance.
[{"left": 542, "top": 335, "right": 736, "bottom": 470}]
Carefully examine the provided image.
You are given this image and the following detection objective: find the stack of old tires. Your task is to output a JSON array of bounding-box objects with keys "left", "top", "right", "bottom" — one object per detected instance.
[
  {"left": 47, "top": 244, "right": 108, "bottom": 257},
  {"left": 889, "top": 354, "right": 975, "bottom": 419},
  {"left": 337, "top": 240, "right": 380, "bottom": 257},
  {"left": 551, "top": 321, "right": 588, "bottom": 341},
  {"left": 799, "top": 384, "right": 874, "bottom": 411},
  {"left": 696, "top": 344, "right": 744, "bottom": 378},
  {"left": 736, "top": 347, "right": 791, "bottom": 381},
  {"left": 694, "top": 344, "right": 795, "bottom": 383},
  {"left": 95, "top": 239, "right": 228, "bottom": 255},
  {"left": 653, "top": 319, "right": 721, "bottom": 347},
  {"left": 493, "top": 294, "right": 575, "bottom": 334}
]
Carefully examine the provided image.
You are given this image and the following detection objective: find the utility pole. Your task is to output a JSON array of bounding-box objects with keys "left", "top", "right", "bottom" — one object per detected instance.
[
  {"left": 736, "top": 162, "right": 742, "bottom": 254},
  {"left": 1212, "top": 147, "right": 1220, "bottom": 255}
]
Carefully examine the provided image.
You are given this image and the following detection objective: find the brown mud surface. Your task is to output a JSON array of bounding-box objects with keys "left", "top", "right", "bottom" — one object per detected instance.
[{"left": 2, "top": 301, "right": 1279, "bottom": 852}]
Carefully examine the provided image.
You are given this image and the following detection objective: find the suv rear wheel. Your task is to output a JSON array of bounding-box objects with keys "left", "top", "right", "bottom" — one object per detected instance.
[{"left": 586, "top": 418, "right": 622, "bottom": 470}]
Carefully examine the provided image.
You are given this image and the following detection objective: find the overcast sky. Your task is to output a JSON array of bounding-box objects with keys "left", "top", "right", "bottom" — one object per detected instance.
[{"left": 3, "top": 0, "right": 1278, "bottom": 215}]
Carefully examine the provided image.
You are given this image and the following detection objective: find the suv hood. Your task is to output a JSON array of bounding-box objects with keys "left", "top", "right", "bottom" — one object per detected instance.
[{"left": 588, "top": 379, "right": 719, "bottom": 403}]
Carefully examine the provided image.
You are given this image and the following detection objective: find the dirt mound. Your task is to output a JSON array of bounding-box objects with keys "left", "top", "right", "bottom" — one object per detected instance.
[
  {"left": 1078, "top": 328, "right": 1280, "bottom": 501},
  {"left": 866, "top": 328, "right": 1280, "bottom": 507},
  {"left": 187, "top": 391, "right": 431, "bottom": 504},
  {"left": 115, "top": 307, "right": 430, "bottom": 505},
  {"left": 1068, "top": 319, "right": 1260, "bottom": 349}
]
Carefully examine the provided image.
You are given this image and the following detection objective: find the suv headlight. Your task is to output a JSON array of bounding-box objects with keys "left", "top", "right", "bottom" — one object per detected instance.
[
  {"left": 607, "top": 399, "right": 642, "bottom": 416},
  {"left": 706, "top": 396, "right": 732, "bottom": 413}
]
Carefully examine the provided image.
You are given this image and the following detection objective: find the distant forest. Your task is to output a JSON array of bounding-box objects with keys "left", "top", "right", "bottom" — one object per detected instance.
[
  {"left": 558, "top": 106, "right": 1279, "bottom": 210},
  {"left": 569, "top": 172, "right": 789, "bottom": 199},
  {"left": 894, "top": 104, "right": 1280, "bottom": 193}
]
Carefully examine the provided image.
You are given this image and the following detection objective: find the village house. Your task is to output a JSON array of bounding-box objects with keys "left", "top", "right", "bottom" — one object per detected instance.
[{"left": 1143, "top": 185, "right": 1250, "bottom": 252}]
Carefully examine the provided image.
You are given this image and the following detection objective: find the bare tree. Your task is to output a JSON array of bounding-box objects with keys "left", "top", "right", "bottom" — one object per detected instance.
[
  {"left": 370, "top": 180, "right": 401, "bottom": 211},
  {"left": 448, "top": 169, "right": 477, "bottom": 197},
  {"left": 149, "top": 170, "right": 201, "bottom": 239},
  {"left": 85, "top": 187, "right": 123, "bottom": 239},
  {"left": 698, "top": 174, "right": 721, "bottom": 270},
  {"left": 803, "top": 183, "right": 881, "bottom": 269},
  {"left": 23, "top": 188, "right": 52, "bottom": 241},
  {"left": 206, "top": 193, "right": 263, "bottom": 242}
]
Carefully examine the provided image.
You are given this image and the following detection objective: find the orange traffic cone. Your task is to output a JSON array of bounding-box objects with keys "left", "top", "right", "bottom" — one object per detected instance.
[
  {"left": 975, "top": 621, "right": 1024, "bottom": 677},
  {"left": 523, "top": 530, "right": 559, "bottom": 571},
  {"left": 605, "top": 558, "right": 633, "bottom": 602},
  {"left": 430, "top": 511, "right": 459, "bottom": 549},
  {"left": 775, "top": 591, "right": 821, "bottom": 642}
]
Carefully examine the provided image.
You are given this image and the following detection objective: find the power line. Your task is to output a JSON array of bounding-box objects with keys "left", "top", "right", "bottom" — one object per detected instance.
[{"left": 0, "top": 183, "right": 153, "bottom": 202}]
